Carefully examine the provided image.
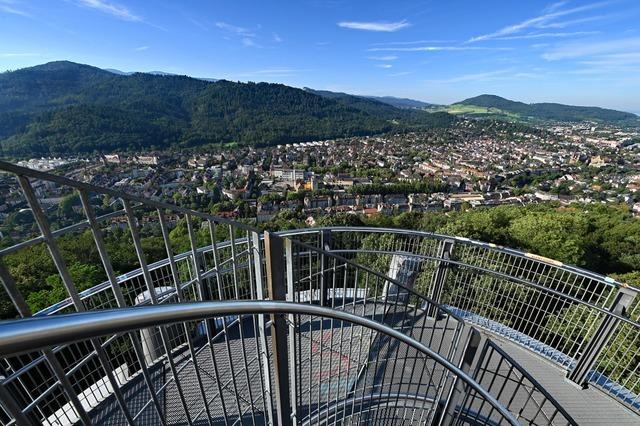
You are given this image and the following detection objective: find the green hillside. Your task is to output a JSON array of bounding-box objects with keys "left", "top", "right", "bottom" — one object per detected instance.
[
  {"left": 0, "top": 61, "right": 455, "bottom": 157},
  {"left": 448, "top": 94, "right": 637, "bottom": 123}
]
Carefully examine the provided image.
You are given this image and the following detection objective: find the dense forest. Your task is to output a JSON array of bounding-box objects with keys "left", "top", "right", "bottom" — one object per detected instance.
[
  {"left": 0, "top": 61, "right": 455, "bottom": 157},
  {"left": 4, "top": 202, "right": 640, "bottom": 320},
  {"left": 456, "top": 94, "right": 638, "bottom": 123}
]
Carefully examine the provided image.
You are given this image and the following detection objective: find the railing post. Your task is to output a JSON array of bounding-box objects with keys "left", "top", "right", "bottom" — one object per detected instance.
[
  {"left": 0, "top": 381, "right": 36, "bottom": 426},
  {"left": 320, "top": 229, "right": 332, "bottom": 306},
  {"left": 567, "top": 286, "right": 637, "bottom": 387},
  {"left": 264, "top": 232, "right": 293, "bottom": 426},
  {"left": 436, "top": 327, "right": 481, "bottom": 426},
  {"left": 251, "top": 231, "right": 275, "bottom": 425},
  {"left": 284, "top": 238, "right": 299, "bottom": 425},
  {"left": 427, "top": 239, "right": 455, "bottom": 317}
]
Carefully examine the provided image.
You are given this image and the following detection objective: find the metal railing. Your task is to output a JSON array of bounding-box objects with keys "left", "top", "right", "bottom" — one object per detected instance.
[
  {"left": 0, "top": 301, "right": 522, "bottom": 425},
  {"left": 277, "top": 227, "right": 640, "bottom": 412},
  {"left": 0, "top": 160, "right": 618, "bottom": 424}
]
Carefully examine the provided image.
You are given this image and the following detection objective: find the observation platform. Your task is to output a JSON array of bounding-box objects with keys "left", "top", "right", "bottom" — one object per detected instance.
[{"left": 0, "top": 159, "right": 638, "bottom": 425}]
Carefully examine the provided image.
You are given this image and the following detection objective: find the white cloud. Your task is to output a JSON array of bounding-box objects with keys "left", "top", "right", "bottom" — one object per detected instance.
[
  {"left": 0, "top": 52, "right": 39, "bottom": 57},
  {"left": 370, "top": 39, "right": 454, "bottom": 46},
  {"left": 582, "top": 52, "right": 640, "bottom": 66},
  {"left": 542, "top": 37, "right": 640, "bottom": 60},
  {"left": 426, "top": 68, "right": 516, "bottom": 84},
  {"left": 376, "top": 64, "right": 393, "bottom": 68},
  {"left": 367, "top": 55, "right": 398, "bottom": 61},
  {"left": 368, "top": 45, "right": 511, "bottom": 52},
  {"left": 134, "top": 46, "right": 149, "bottom": 51},
  {"left": 388, "top": 71, "right": 412, "bottom": 77},
  {"left": 215, "top": 21, "right": 256, "bottom": 37},
  {"left": 493, "top": 31, "right": 600, "bottom": 40},
  {"left": 468, "top": 1, "right": 611, "bottom": 42},
  {"left": 273, "top": 33, "right": 283, "bottom": 43},
  {"left": 0, "top": 0, "right": 30, "bottom": 17},
  {"left": 337, "top": 20, "right": 410, "bottom": 32},
  {"left": 237, "top": 68, "right": 303, "bottom": 78},
  {"left": 242, "top": 38, "right": 262, "bottom": 48},
  {"left": 72, "top": 0, "right": 142, "bottom": 22}
]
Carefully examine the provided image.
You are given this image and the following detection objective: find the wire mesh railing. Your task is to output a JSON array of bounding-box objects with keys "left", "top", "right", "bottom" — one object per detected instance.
[
  {"left": 0, "top": 301, "right": 521, "bottom": 426},
  {"left": 277, "top": 227, "right": 640, "bottom": 412},
  {"left": 0, "top": 160, "right": 636, "bottom": 424}
]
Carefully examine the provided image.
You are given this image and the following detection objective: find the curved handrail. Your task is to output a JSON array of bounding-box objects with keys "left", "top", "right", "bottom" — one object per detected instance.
[
  {"left": 0, "top": 159, "right": 259, "bottom": 233},
  {"left": 334, "top": 247, "right": 640, "bottom": 328},
  {"left": 285, "top": 237, "right": 465, "bottom": 323},
  {"left": 277, "top": 226, "right": 638, "bottom": 292},
  {"left": 0, "top": 300, "right": 520, "bottom": 425}
]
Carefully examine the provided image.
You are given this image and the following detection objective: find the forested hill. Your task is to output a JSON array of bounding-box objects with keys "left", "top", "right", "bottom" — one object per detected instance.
[
  {"left": 455, "top": 94, "right": 637, "bottom": 123},
  {"left": 0, "top": 61, "right": 455, "bottom": 157}
]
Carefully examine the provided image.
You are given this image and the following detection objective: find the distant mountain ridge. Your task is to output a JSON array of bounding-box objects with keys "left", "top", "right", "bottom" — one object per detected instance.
[
  {"left": 0, "top": 61, "right": 454, "bottom": 157},
  {"left": 453, "top": 94, "right": 637, "bottom": 123},
  {"left": 303, "top": 88, "right": 433, "bottom": 109},
  {"left": 364, "top": 96, "right": 435, "bottom": 109},
  {"left": 105, "top": 68, "right": 218, "bottom": 82}
]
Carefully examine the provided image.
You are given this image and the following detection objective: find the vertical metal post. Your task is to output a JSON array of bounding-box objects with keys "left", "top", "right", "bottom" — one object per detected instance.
[
  {"left": 251, "top": 231, "right": 275, "bottom": 425},
  {"left": 568, "top": 286, "right": 637, "bottom": 386},
  {"left": 17, "top": 176, "right": 131, "bottom": 426},
  {"left": 427, "top": 239, "right": 455, "bottom": 317},
  {"left": 264, "top": 232, "right": 292, "bottom": 426},
  {"left": 0, "top": 381, "right": 36, "bottom": 426},
  {"left": 284, "top": 239, "right": 298, "bottom": 425},
  {"left": 320, "top": 229, "right": 332, "bottom": 306},
  {"left": 437, "top": 327, "right": 481, "bottom": 426}
]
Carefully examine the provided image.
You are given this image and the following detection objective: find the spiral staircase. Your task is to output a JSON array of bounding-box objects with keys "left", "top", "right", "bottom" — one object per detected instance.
[{"left": 0, "top": 160, "right": 638, "bottom": 425}]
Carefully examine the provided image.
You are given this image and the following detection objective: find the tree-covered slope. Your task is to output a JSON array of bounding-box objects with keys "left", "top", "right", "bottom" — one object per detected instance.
[
  {"left": 455, "top": 94, "right": 637, "bottom": 123},
  {"left": 0, "top": 62, "right": 455, "bottom": 157}
]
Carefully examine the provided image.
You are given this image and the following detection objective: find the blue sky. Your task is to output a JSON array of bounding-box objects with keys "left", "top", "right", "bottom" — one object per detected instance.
[{"left": 1, "top": 0, "right": 640, "bottom": 112}]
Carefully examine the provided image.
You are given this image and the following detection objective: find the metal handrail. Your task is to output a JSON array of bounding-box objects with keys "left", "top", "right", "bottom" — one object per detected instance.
[
  {"left": 284, "top": 237, "right": 465, "bottom": 323},
  {"left": 334, "top": 247, "right": 640, "bottom": 328},
  {"left": 278, "top": 226, "right": 637, "bottom": 292},
  {"left": 0, "top": 300, "right": 520, "bottom": 425},
  {"left": 0, "top": 159, "right": 259, "bottom": 233}
]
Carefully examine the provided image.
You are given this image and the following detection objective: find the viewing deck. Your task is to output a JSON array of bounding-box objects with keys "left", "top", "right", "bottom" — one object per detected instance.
[{"left": 0, "top": 160, "right": 638, "bottom": 425}]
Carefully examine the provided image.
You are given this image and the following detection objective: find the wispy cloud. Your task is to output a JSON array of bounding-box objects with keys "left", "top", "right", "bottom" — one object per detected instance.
[
  {"left": 368, "top": 45, "right": 512, "bottom": 52},
  {"left": 468, "top": 1, "right": 611, "bottom": 42},
  {"left": 242, "top": 38, "right": 262, "bottom": 48},
  {"left": 134, "top": 46, "right": 149, "bottom": 51},
  {"left": 72, "top": 0, "right": 142, "bottom": 22},
  {"left": 492, "top": 31, "right": 600, "bottom": 40},
  {"left": 237, "top": 68, "right": 303, "bottom": 78},
  {"left": 273, "top": 33, "right": 283, "bottom": 43},
  {"left": 0, "top": 0, "right": 31, "bottom": 17},
  {"left": 426, "top": 68, "right": 517, "bottom": 84},
  {"left": 0, "top": 52, "right": 40, "bottom": 57},
  {"left": 337, "top": 20, "right": 410, "bottom": 32},
  {"left": 376, "top": 64, "right": 393, "bottom": 69},
  {"left": 542, "top": 36, "right": 640, "bottom": 60},
  {"left": 582, "top": 52, "right": 640, "bottom": 67},
  {"left": 215, "top": 21, "right": 257, "bottom": 38},
  {"left": 215, "top": 21, "right": 269, "bottom": 48},
  {"left": 369, "top": 39, "right": 454, "bottom": 46},
  {"left": 388, "top": 71, "right": 412, "bottom": 77},
  {"left": 368, "top": 55, "right": 398, "bottom": 61}
]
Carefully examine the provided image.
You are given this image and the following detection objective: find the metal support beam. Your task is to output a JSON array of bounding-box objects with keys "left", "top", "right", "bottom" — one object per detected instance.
[
  {"left": 264, "top": 232, "right": 292, "bottom": 426},
  {"left": 437, "top": 327, "right": 481, "bottom": 426},
  {"left": 427, "top": 239, "right": 455, "bottom": 317},
  {"left": 320, "top": 229, "right": 332, "bottom": 306},
  {"left": 284, "top": 239, "right": 298, "bottom": 425},
  {"left": 251, "top": 231, "right": 275, "bottom": 426},
  {"left": 0, "top": 381, "right": 36, "bottom": 426},
  {"left": 568, "top": 286, "right": 637, "bottom": 387}
]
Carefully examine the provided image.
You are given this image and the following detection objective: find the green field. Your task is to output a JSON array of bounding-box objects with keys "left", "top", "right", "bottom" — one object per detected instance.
[{"left": 434, "top": 104, "right": 523, "bottom": 121}]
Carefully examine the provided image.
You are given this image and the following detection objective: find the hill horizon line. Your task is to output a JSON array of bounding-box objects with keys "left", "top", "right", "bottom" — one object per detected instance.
[{"left": 3, "top": 61, "right": 635, "bottom": 116}]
